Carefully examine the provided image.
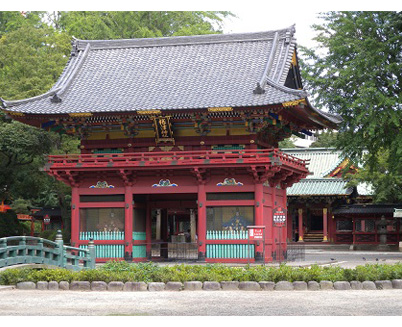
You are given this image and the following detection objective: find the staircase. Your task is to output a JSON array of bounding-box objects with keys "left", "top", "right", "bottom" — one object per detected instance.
[{"left": 303, "top": 232, "right": 323, "bottom": 242}]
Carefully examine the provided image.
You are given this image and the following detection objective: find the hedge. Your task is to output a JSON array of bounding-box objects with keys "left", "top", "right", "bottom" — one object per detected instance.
[{"left": 2, "top": 261, "right": 402, "bottom": 285}]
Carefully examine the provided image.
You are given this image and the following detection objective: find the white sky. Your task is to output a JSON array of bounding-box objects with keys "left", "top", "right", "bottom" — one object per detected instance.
[{"left": 6, "top": 0, "right": 401, "bottom": 50}]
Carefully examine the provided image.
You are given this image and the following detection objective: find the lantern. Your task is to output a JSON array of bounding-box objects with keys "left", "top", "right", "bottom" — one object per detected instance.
[{"left": 44, "top": 214, "right": 51, "bottom": 225}]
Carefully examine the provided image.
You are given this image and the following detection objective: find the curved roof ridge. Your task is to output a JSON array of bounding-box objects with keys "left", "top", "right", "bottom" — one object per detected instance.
[
  {"left": 73, "top": 26, "right": 297, "bottom": 50},
  {"left": 305, "top": 98, "right": 343, "bottom": 125},
  {"left": 265, "top": 77, "right": 307, "bottom": 97},
  {"left": 58, "top": 43, "right": 91, "bottom": 96},
  {"left": 258, "top": 31, "right": 279, "bottom": 88}
]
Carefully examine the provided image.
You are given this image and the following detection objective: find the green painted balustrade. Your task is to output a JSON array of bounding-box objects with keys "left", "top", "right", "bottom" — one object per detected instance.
[
  {"left": 0, "top": 231, "right": 95, "bottom": 270},
  {"left": 206, "top": 230, "right": 248, "bottom": 240},
  {"left": 80, "top": 231, "right": 125, "bottom": 240},
  {"left": 132, "top": 232, "right": 147, "bottom": 258},
  {"left": 79, "top": 244, "right": 124, "bottom": 259},
  {"left": 206, "top": 230, "right": 254, "bottom": 259},
  {"left": 206, "top": 244, "right": 255, "bottom": 259}
]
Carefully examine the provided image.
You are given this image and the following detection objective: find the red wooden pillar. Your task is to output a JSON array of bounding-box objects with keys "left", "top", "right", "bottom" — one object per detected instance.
[
  {"left": 124, "top": 186, "right": 133, "bottom": 259},
  {"left": 145, "top": 197, "right": 152, "bottom": 259},
  {"left": 30, "top": 219, "right": 35, "bottom": 236},
  {"left": 71, "top": 187, "right": 80, "bottom": 247},
  {"left": 323, "top": 207, "right": 328, "bottom": 242},
  {"left": 197, "top": 183, "right": 206, "bottom": 261},
  {"left": 287, "top": 207, "right": 293, "bottom": 242},
  {"left": 255, "top": 182, "right": 264, "bottom": 261},
  {"left": 298, "top": 208, "right": 304, "bottom": 242}
]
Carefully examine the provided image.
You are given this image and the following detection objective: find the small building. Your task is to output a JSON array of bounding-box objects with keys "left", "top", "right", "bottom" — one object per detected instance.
[
  {"left": 284, "top": 147, "right": 402, "bottom": 247},
  {"left": 1, "top": 26, "right": 340, "bottom": 262},
  {"left": 333, "top": 204, "right": 402, "bottom": 246},
  {"left": 32, "top": 207, "right": 64, "bottom": 232}
]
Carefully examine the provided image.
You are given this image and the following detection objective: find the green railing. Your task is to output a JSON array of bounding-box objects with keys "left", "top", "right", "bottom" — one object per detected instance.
[
  {"left": 80, "top": 231, "right": 125, "bottom": 240},
  {"left": 206, "top": 244, "right": 254, "bottom": 259},
  {"left": 206, "top": 230, "right": 254, "bottom": 259},
  {"left": 206, "top": 230, "right": 248, "bottom": 239},
  {"left": 133, "top": 232, "right": 147, "bottom": 258},
  {"left": 79, "top": 244, "right": 124, "bottom": 259},
  {"left": 0, "top": 230, "right": 95, "bottom": 271}
]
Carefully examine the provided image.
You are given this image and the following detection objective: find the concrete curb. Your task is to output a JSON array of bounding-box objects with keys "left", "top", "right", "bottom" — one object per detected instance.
[{"left": 9, "top": 279, "right": 402, "bottom": 291}]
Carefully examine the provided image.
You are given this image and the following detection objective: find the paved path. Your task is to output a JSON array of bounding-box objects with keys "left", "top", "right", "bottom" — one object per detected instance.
[{"left": 1, "top": 289, "right": 402, "bottom": 316}]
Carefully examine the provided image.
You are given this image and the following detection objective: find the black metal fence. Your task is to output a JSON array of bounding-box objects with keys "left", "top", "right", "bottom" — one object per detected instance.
[
  {"left": 146, "top": 242, "right": 198, "bottom": 261},
  {"left": 284, "top": 244, "right": 305, "bottom": 261}
]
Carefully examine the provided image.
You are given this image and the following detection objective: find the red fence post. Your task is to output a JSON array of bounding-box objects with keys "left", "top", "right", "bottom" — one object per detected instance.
[
  {"left": 197, "top": 183, "right": 207, "bottom": 261},
  {"left": 124, "top": 186, "right": 133, "bottom": 260}
]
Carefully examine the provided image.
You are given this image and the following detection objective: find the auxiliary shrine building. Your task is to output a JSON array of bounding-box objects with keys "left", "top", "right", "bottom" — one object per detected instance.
[{"left": 1, "top": 26, "right": 341, "bottom": 263}]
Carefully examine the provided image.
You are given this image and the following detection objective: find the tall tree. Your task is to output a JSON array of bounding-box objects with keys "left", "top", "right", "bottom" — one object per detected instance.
[
  {"left": 300, "top": 11, "right": 402, "bottom": 201},
  {"left": 310, "top": 130, "right": 338, "bottom": 148},
  {"left": 56, "top": 11, "right": 232, "bottom": 39}
]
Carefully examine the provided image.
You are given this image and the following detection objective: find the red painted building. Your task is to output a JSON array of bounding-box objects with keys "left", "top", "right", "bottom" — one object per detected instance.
[{"left": 1, "top": 26, "right": 340, "bottom": 262}]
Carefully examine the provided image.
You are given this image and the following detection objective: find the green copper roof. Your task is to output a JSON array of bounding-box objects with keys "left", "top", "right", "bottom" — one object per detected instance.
[
  {"left": 287, "top": 178, "right": 353, "bottom": 196},
  {"left": 282, "top": 148, "right": 344, "bottom": 178}
]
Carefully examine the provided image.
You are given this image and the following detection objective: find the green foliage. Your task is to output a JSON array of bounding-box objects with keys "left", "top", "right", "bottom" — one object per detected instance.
[
  {"left": 278, "top": 137, "right": 296, "bottom": 149},
  {"left": 310, "top": 130, "right": 338, "bottom": 148},
  {"left": 0, "top": 211, "right": 24, "bottom": 237},
  {"left": 0, "top": 24, "right": 71, "bottom": 100},
  {"left": 346, "top": 150, "right": 402, "bottom": 202},
  {"left": 10, "top": 198, "right": 31, "bottom": 214},
  {"left": 39, "top": 229, "right": 70, "bottom": 243},
  {"left": 3, "top": 262, "right": 402, "bottom": 285},
  {"left": 57, "top": 11, "right": 233, "bottom": 40},
  {"left": 0, "top": 11, "right": 44, "bottom": 36},
  {"left": 300, "top": 12, "right": 402, "bottom": 202}
]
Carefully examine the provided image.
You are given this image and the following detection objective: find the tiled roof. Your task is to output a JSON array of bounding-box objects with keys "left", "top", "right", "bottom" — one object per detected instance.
[
  {"left": 0, "top": 26, "right": 340, "bottom": 126},
  {"left": 282, "top": 148, "right": 344, "bottom": 178},
  {"left": 283, "top": 147, "right": 373, "bottom": 197},
  {"left": 287, "top": 178, "right": 353, "bottom": 196},
  {"left": 334, "top": 204, "right": 402, "bottom": 216}
]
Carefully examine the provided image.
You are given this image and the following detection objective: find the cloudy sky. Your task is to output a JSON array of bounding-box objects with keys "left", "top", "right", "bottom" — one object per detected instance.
[{"left": 10, "top": 0, "right": 399, "bottom": 48}]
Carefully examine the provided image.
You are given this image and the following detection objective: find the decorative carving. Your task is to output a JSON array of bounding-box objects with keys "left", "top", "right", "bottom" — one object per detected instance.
[
  {"left": 122, "top": 119, "right": 139, "bottom": 137},
  {"left": 217, "top": 178, "right": 243, "bottom": 186},
  {"left": 192, "top": 113, "right": 211, "bottom": 136},
  {"left": 69, "top": 112, "right": 93, "bottom": 117},
  {"left": 253, "top": 82, "right": 265, "bottom": 94},
  {"left": 282, "top": 99, "right": 306, "bottom": 107},
  {"left": 208, "top": 107, "right": 233, "bottom": 112},
  {"left": 2, "top": 110, "right": 24, "bottom": 117},
  {"left": 50, "top": 94, "right": 62, "bottom": 103},
  {"left": 137, "top": 110, "right": 161, "bottom": 115},
  {"left": 152, "top": 179, "right": 178, "bottom": 187},
  {"left": 89, "top": 181, "right": 115, "bottom": 188}
]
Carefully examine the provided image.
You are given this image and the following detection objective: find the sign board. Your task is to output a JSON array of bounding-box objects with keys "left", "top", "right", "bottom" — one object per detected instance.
[
  {"left": 273, "top": 206, "right": 287, "bottom": 227},
  {"left": 248, "top": 228, "right": 264, "bottom": 240},
  {"left": 43, "top": 214, "right": 51, "bottom": 225}
]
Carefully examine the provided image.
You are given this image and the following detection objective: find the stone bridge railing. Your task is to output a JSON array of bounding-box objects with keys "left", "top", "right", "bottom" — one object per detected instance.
[{"left": 0, "top": 230, "right": 95, "bottom": 270}]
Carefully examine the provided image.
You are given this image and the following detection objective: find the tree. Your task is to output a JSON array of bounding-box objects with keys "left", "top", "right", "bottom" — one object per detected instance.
[
  {"left": 0, "top": 23, "right": 71, "bottom": 100},
  {"left": 56, "top": 11, "right": 233, "bottom": 40},
  {"left": 310, "top": 130, "right": 338, "bottom": 148},
  {"left": 300, "top": 11, "right": 402, "bottom": 202},
  {"left": 278, "top": 137, "right": 296, "bottom": 148}
]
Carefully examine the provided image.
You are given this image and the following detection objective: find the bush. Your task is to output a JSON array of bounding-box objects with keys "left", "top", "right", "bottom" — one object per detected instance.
[
  {"left": 0, "top": 211, "right": 24, "bottom": 238},
  {"left": 2, "top": 262, "right": 402, "bottom": 285}
]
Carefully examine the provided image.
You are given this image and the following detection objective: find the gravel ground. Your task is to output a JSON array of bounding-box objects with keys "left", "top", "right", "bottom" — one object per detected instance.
[{"left": 1, "top": 289, "right": 402, "bottom": 316}]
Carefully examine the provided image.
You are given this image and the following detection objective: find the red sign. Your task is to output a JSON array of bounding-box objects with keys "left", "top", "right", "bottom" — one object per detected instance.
[
  {"left": 249, "top": 228, "right": 264, "bottom": 240},
  {"left": 273, "top": 207, "right": 287, "bottom": 226}
]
